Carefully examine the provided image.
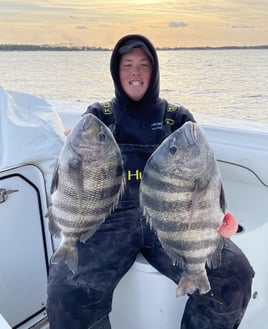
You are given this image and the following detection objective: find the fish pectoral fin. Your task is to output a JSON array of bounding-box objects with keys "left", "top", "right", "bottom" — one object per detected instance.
[
  {"left": 190, "top": 180, "right": 207, "bottom": 218},
  {"left": 50, "top": 162, "right": 60, "bottom": 194},
  {"left": 51, "top": 243, "right": 78, "bottom": 274},
  {"left": 219, "top": 183, "right": 227, "bottom": 212}
]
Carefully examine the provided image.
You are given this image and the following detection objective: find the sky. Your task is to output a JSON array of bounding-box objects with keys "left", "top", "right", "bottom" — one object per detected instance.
[{"left": 0, "top": 0, "right": 268, "bottom": 48}]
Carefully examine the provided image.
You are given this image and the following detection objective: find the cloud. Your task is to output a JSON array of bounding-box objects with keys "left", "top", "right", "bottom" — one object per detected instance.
[
  {"left": 76, "top": 25, "right": 88, "bottom": 30},
  {"left": 1, "top": 0, "right": 267, "bottom": 47},
  {"left": 231, "top": 24, "right": 254, "bottom": 29},
  {"left": 168, "top": 21, "right": 188, "bottom": 28}
]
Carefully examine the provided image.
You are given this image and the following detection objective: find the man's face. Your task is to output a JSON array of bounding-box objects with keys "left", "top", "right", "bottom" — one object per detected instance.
[{"left": 119, "top": 47, "right": 152, "bottom": 102}]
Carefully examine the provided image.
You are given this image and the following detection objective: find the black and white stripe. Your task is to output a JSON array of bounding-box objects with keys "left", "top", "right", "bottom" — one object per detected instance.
[{"left": 140, "top": 121, "right": 225, "bottom": 296}]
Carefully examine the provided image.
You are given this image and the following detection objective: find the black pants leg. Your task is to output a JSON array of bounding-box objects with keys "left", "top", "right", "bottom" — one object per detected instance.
[
  {"left": 142, "top": 223, "right": 254, "bottom": 329},
  {"left": 47, "top": 204, "right": 142, "bottom": 329},
  {"left": 181, "top": 240, "right": 254, "bottom": 328},
  {"left": 47, "top": 206, "right": 254, "bottom": 329}
]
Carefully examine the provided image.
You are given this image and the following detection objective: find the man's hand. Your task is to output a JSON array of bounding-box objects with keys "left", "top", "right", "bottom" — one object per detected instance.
[
  {"left": 64, "top": 128, "right": 72, "bottom": 136},
  {"left": 217, "top": 212, "right": 239, "bottom": 238}
]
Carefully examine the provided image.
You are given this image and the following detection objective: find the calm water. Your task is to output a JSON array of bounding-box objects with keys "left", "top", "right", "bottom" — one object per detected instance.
[{"left": 0, "top": 49, "right": 268, "bottom": 124}]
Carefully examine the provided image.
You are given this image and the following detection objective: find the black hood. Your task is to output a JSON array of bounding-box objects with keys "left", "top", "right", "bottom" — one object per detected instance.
[{"left": 110, "top": 34, "right": 160, "bottom": 106}]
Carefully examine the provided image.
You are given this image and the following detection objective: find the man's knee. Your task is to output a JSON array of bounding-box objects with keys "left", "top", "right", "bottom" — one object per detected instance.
[
  {"left": 47, "top": 283, "right": 112, "bottom": 329},
  {"left": 181, "top": 240, "right": 254, "bottom": 328}
]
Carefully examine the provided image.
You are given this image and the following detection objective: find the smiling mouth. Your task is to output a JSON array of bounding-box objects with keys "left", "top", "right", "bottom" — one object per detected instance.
[{"left": 129, "top": 81, "right": 143, "bottom": 86}]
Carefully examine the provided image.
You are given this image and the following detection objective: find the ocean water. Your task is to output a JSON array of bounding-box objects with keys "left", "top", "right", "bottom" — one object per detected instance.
[{"left": 0, "top": 49, "right": 267, "bottom": 125}]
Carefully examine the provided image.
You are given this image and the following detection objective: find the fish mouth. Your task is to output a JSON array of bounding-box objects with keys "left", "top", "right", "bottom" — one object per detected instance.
[
  {"left": 184, "top": 122, "right": 198, "bottom": 145},
  {"left": 67, "top": 115, "right": 103, "bottom": 159}
]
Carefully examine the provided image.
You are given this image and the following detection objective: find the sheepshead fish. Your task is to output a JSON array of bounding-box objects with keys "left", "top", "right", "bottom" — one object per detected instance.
[
  {"left": 47, "top": 113, "right": 124, "bottom": 273},
  {"left": 140, "top": 121, "right": 226, "bottom": 297}
]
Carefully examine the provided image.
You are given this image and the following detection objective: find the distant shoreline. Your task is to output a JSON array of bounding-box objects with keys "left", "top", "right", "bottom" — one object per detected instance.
[{"left": 0, "top": 44, "right": 268, "bottom": 51}]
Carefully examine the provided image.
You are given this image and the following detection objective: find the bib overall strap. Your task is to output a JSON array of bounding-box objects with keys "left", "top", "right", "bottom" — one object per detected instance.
[
  {"left": 162, "top": 101, "right": 179, "bottom": 138},
  {"left": 101, "top": 101, "right": 116, "bottom": 132},
  {"left": 101, "top": 100, "right": 179, "bottom": 141}
]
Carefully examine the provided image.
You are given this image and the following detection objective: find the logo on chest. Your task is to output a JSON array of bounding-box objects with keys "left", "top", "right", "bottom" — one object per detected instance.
[{"left": 127, "top": 169, "right": 143, "bottom": 181}]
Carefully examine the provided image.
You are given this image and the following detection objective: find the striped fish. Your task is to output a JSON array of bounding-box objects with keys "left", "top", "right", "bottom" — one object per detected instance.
[
  {"left": 47, "top": 113, "right": 124, "bottom": 273},
  {"left": 140, "top": 121, "right": 226, "bottom": 296}
]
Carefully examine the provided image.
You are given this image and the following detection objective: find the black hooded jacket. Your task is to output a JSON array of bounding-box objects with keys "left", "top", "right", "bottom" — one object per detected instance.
[{"left": 85, "top": 34, "right": 195, "bottom": 145}]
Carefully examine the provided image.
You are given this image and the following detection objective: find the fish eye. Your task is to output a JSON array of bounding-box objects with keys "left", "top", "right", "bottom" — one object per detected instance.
[
  {"left": 69, "top": 158, "right": 80, "bottom": 168},
  {"left": 169, "top": 145, "right": 177, "bottom": 155},
  {"left": 98, "top": 132, "right": 106, "bottom": 141}
]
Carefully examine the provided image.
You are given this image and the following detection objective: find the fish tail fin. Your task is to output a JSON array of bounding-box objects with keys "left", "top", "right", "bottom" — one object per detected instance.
[
  {"left": 176, "top": 272, "right": 211, "bottom": 297},
  {"left": 51, "top": 243, "right": 78, "bottom": 274}
]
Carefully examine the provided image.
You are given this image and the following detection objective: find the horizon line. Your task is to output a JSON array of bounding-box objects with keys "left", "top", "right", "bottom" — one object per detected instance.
[{"left": 0, "top": 44, "right": 268, "bottom": 51}]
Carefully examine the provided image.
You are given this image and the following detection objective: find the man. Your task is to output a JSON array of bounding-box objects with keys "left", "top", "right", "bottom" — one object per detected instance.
[{"left": 47, "top": 34, "right": 254, "bottom": 329}]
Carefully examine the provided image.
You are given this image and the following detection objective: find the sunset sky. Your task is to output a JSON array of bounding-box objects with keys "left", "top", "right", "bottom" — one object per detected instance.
[{"left": 0, "top": 0, "right": 267, "bottom": 48}]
